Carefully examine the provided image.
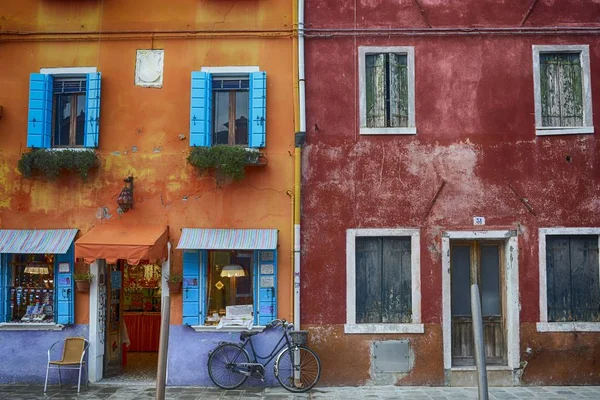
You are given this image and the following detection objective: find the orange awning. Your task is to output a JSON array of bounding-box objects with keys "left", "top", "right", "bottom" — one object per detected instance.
[{"left": 75, "top": 224, "right": 169, "bottom": 265}]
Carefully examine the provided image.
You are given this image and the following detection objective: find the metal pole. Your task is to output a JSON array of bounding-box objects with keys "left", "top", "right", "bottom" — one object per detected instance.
[
  {"left": 471, "top": 284, "right": 489, "bottom": 400},
  {"left": 156, "top": 295, "right": 170, "bottom": 400}
]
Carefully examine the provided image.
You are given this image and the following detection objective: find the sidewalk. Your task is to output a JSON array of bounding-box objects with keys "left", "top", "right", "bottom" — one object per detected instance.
[{"left": 1, "top": 384, "right": 600, "bottom": 399}]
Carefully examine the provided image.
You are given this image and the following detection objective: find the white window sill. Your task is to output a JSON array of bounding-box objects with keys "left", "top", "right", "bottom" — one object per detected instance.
[
  {"left": 0, "top": 323, "right": 65, "bottom": 331},
  {"left": 344, "top": 323, "right": 424, "bottom": 334},
  {"left": 537, "top": 322, "right": 600, "bottom": 332},
  {"left": 450, "top": 366, "right": 512, "bottom": 371},
  {"left": 190, "top": 325, "right": 266, "bottom": 333},
  {"left": 360, "top": 127, "right": 417, "bottom": 135},
  {"left": 535, "top": 126, "right": 594, "bottom": 136}
]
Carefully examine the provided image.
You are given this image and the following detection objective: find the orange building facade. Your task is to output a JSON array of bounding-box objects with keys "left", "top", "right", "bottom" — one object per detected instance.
[{"left": 0, "top": 0, "right": 297, "bottom": 386}]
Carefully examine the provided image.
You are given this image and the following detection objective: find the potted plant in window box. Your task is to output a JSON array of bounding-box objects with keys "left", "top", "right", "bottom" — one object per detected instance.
[
  {"left": 167, "top": 274, "right": 183, "bottom": 293},
  {"left": 73, "top": 272, "right": 95, "bottom": 292}
]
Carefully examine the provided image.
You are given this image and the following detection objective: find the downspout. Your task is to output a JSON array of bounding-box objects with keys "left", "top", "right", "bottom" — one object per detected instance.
[{"left": 294, "top": 0, "right": 306, "bottom": 330}]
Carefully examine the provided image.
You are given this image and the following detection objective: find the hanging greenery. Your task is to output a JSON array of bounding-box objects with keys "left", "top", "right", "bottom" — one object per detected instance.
[
  {"left": 187, "top": 145, "right": 261, "bottom": 185},
  {"left": 17, "top": 149, "right": 100, "bottom": 181}
]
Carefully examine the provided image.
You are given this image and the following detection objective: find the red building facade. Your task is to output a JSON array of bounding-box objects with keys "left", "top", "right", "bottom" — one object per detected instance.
[{"left": 302, "top": 0, "right": 600, "bottom": 386}]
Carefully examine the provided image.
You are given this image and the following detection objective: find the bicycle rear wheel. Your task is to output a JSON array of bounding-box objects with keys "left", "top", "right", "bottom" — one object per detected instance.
[
  {"left": 207, "top": 343, "right": 250, "bottom": 390},
  {"left": 275, "top": 345, "right": 321, "bottom": 393}
]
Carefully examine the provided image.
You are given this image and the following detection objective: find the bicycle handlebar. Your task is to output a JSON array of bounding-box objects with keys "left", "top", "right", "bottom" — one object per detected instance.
[{"left": 265, "top": 318, "right": 294, "bottom": 331}]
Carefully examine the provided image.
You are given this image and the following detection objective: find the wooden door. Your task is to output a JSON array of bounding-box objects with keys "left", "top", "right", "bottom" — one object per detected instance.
[
  {"left": 451, "top": 241, "right": 506, "bottom": 366},
  {"left": 104, "top": 261, "right": 123, "bottom": 377}
]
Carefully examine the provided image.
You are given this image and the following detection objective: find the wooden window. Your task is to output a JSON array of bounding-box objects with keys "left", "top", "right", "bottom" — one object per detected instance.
[
  {"left": 540, "top": 53, "right": 584, "bottom": 127},
  {"left": 52, "top": 78, "right": 86, "bottom": 147},
  {"left": 355, "top": 236, "right": 412, "bottom": 323},
  {"left": 546, "top": 235, "right": 600, "bottom": 322},
  {"left": 365, "top": 53, "right": 408, "bottom": 128},
  {"left": 212, "top": 78, "right": 249, "bottom": 146}
]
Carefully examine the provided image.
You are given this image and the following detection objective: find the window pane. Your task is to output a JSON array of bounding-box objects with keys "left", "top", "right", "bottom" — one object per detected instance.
[
  {"left": 54, "top": 94, "right": 71, "bottom": 146},
  {"left": 235, "top": 91, "right": 249, "bottom": 145},
  {"left": 356, "top": 237, "right": 382, "bottom": 323},
  {"left": 480, "top": 245, "right": 501, "bottom": 316},
  {"left": 366, "top": 54, "right": 386, "bottom": 128},
  {"left": 540, "top": 53, "right": 583, "bottom": 127},
  {"left": 75, "top": 94, "right": 86, "bottom": 146},
  {"left": 213, "top": 91, "right": 230, "bottom": 145},
  {"left": 9, "top": 254, "right": 55, "bottom": 323},
  {"left": 451, "top": 245, "right": 471, "bottom": 317},
  {"left": 206, "top": 250, "right": 253, "bottom": 325}
]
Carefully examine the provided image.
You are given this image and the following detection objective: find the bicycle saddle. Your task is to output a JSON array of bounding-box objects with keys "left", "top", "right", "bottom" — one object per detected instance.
[{"left": 240, "top": 331, "right": 260, "bottom": 341}]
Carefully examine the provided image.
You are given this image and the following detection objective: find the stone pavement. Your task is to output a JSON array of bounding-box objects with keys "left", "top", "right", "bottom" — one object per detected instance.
[{"left": 1, "top": 384, "right": 600, "bottom": 400}]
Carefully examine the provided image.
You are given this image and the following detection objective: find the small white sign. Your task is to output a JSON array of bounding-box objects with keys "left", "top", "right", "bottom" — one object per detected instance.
[{"left": 473, "top": 216, "right": 486, "bottom": 226}]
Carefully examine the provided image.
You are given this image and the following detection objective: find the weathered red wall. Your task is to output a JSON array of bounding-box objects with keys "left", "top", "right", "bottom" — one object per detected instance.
[
  {"left": 0, "top": 0, "right": 296, "bottom": 325},
  {"left": 303, "top": 0, "right": 600, "bottom": 386}
]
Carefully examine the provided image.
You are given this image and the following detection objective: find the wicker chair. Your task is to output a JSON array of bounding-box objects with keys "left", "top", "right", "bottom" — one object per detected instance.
[{"left": 44, "top": 337, "right": 90, "bottom": 393}]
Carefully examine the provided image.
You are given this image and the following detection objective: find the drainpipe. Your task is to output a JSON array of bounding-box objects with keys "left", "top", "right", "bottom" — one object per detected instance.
[{"left": 294, "top": 0, "right": 306, "bottom": 330}]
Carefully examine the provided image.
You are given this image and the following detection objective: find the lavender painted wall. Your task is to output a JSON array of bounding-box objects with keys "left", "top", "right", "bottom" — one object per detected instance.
[
  {"left": 0, "top": 324, "right": 88, "bottom": 384},
  {"left": 166, "top": 325, "right": 284, "bottom": 387}
]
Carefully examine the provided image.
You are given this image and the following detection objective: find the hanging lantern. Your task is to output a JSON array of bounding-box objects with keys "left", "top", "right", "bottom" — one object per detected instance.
[{"left": 116, "top": 176, "right": 134, "bottom": 212}]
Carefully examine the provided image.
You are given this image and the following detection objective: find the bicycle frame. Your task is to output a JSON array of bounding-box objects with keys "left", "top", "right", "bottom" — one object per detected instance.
[{"left": 239, "top": 327, "right": 292, "bottom": 367}]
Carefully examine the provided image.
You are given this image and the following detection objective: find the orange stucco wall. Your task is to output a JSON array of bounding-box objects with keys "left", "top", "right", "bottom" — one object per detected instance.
[{"left": 0, "top": 0, "right": 296, "bottom": 325}]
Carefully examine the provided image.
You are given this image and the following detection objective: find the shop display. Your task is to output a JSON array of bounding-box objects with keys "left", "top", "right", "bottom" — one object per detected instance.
[{"left": 8, "top": 254, "right": 55, "bottom": 323}]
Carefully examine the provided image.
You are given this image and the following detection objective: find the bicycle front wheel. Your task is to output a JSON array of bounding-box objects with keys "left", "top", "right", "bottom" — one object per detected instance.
[
  {"left": 275, "top": 345, "right": 321, "bottom": 393},
  {"left": 207, "top": 343, "right": 250, "bottom": 390}
]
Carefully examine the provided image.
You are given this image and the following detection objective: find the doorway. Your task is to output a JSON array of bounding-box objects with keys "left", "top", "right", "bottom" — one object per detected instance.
[
  {"left": 441, "top": 231, "right": 520, "bottom": 376},
  {"left": 450, "top": 241, "right": 506, "bottom": 366},
  {"left": 102, "top": 260, "right": 162, "bottom": 383}
]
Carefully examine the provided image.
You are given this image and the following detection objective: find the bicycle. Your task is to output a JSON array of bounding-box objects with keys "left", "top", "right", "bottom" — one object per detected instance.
[{"left": 207, "top": 319, "right": 321, "bottom": 393}]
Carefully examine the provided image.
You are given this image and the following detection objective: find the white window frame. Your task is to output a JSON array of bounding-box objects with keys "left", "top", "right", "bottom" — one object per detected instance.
[
  {"left": 358, "top": 46, "right": 416, "bottom": 135},
  {"left": 345, "top": 228, "right": 423, "bottom": 334},
  {"left": 532, "top": 45, "right": 593, "bottom": 136},
  {"left": 538, "top": 227, "right": 600, "bottom": 332}
]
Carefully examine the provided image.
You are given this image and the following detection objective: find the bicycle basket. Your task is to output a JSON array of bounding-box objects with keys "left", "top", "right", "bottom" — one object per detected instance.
[{"left": 289, "top": 330, "right": 308, "bottom": 346}]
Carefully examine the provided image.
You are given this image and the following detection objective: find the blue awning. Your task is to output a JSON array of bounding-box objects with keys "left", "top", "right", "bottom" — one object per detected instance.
[
  {"left": 0, "top": 229, "right": 78, "bottom": 254},
  {"left": 177, "top": 229, "right": 278, "bottom": 250}
]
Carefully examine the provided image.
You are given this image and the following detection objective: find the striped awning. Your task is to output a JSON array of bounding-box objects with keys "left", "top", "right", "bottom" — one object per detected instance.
[
  {"left": 177, "top": 229, "right": 278, "bottom": 250},
  {"left": 0, "top": 229, "right": 78, "bottom": 254}
]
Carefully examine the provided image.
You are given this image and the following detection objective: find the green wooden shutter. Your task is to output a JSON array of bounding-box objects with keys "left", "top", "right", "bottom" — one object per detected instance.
[
  {"left": 182, "top": 250, "right": 201, "bottom": 325},
  {"left": 540, "top": 53, "right": 584, "bottom": 127},
  {"left": 255, "top": 250, "right": 277, "bottom": 325},
  {"left": 190, "top": 72, "right": 212, "bottom": 147},
  {"left": 55, "top": 244, "right": 75, "bottom": 324},
  {"left": 27, "top": 73, "right": 54, "bottom": 148},
  {"left": 389, "top": 53, "right": 408, "bottom": 128},
  {"left": 365, "top": 54, "right": 386, "bottom": 128},
  {"left": 248, "top": 71, "right": 266, "bottom": 148},
  {"left": 84, "top": 72, "right": 102, "bottom": 148}
]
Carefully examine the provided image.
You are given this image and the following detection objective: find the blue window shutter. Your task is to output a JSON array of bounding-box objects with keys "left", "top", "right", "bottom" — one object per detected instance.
[
  {"left": 27, "top": 73, "right": 53, "bottom": 148},
  {"left": 255, "top": 249, "right": 277, "bottom": 325},
  {"left": 200, "top": 250, "right": 208, "bottom": 323},
  {"left": 0, "top": 254, "right": 9, "bottom": 323},
  {"left": 55, "top": 244, "right": 75, "bottom": 324},
  {"left": 248, "top": 71, "right": 266, "bottom": 148},
  {"left": 84, "top": 72, "right": 101, "bottom": 148},
  {"left": 182, "top": 250, "right": 201, "bottom": 325},
  {"left": 190, "top": 72, "right": 212, "bottom": 147}
]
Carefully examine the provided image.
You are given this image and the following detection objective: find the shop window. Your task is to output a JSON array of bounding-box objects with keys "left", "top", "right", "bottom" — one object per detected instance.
[
  {"left": 358, "top": 47, "right": 416, "bottom": 135},
  {"left": 345, "top": 228, "right": 423, "bottom": 334},
  {"left": 189, "top": 68, "right": 266, "bottom": 148},
  {"left": 182, "top": 249, "right": 277, "bottom": 327},
  {"left": 0, "top": 249, "right": 74, "bottom": 325},
  {"left": 27, "top": 69, "right": 102, "bottom": 148},
  {"left": 123, "top": 263, "right": 163, "bottom": 312}
]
